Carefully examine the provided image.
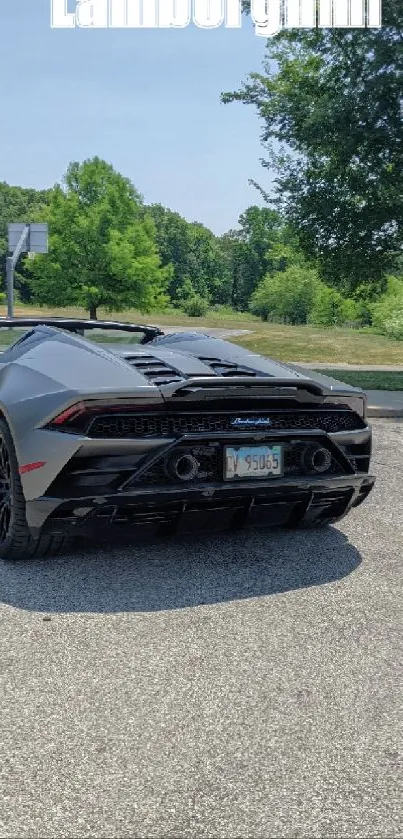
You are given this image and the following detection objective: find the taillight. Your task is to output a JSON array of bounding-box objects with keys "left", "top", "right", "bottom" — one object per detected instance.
[
  {"left": 50, "top": 402, "right": 87, "bottom": 426},
  {"left": 323, "top": 394, "right": 366, "bottom": 420},
  {"left": 44, "top": 400, "right": 164, "bottom": 434}
]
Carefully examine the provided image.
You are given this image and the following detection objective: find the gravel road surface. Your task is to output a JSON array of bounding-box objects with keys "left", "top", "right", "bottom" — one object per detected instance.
[{"left": 0, "top": 419, "right": 401, "bottom": 838}]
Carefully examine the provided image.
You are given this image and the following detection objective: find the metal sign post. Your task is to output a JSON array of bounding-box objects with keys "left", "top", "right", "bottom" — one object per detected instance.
[{"left": 6, "top": 223, "right": 48, "bottom": 318}]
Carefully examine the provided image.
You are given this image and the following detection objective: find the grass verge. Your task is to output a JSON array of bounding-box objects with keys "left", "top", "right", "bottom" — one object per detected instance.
[
  {"left": 310, "top": 370, "right": 403, "bottom": 391},
  {"left": 230, "top": 325, "right": 403, "bottom": 366},
  {"left": 2, "top": 304, "right": 403, "bottom": 366}
]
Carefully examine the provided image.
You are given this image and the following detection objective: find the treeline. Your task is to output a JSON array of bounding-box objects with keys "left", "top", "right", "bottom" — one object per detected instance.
[
  {"left": 148, "top": 202, "right": 295, "bottom": 315},
  {"left": 1, "top": 157, "right": 403, "bottom": 339},
  {"left": 0, "top": 161, "right": 297, "bottom": 317}
]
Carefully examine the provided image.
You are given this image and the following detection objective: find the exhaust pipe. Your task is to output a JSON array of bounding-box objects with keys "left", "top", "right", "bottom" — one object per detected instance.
[
  {"left": 165, "top": 451, "right": 200, "bottom": 481},
  {"left": 298, "top": 443, "right": 333, "bottom": 475}
]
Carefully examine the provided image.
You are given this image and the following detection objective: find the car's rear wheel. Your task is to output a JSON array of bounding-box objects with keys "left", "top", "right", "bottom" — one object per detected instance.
[{"left": 0, "top": 419, "right": 72, "bottom": 561}]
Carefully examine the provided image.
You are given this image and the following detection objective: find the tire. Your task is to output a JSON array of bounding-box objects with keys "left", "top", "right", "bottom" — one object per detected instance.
[{"left": 0, "top": 419, "right": 72, "bottom": 561}]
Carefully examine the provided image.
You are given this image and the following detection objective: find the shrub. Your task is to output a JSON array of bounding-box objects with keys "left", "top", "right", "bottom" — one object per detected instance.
[
  {"left": 381, "top": 311, "right": 403, "bottom": 340},
  {"left": 309, "top": 285, "right": 352, "bottom": 327},
  {"left": 182, "top": 294, "right": 209, "bottom": 317},
  {"left": 340, "top": 297, "right": 363, "bottom": 326},
  {"left": 371, "top": 276, "right": 403, "bottom": 339},
  {"left": 250, "top": 266, "right": 320, "bottom": 324}
]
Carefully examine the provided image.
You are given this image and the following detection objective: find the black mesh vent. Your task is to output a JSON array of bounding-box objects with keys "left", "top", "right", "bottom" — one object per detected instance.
[
  {"left": 87, "top": 410, "right": 365, "bottom": 439},
  {"left": 198, "top": 357, "right": 260, "bottom": 377},
  {"left": 124, "top": 355, "right": 184, "bottom": 385}
]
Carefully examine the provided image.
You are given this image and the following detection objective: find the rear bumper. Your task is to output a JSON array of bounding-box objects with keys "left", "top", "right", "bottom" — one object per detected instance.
[{"left": 25, "top": 473, "right": 375, "bottom": 539}]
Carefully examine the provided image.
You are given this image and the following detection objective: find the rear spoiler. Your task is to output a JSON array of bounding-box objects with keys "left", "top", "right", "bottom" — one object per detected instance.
[
  {"left": 161, "top": 376, "right": 327, "bottom": 401},
  {"left": 161, "top": 376, "right": 367, "bottom": 418},
  {"left": 0, "top": 317, "right": 164, "bottom": 341}
]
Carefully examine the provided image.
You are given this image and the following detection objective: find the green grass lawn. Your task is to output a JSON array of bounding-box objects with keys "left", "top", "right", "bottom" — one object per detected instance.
[
  {"left": 2, "top": 303, "right": 403, "bottom": 366},
  {"left": 230, "top": 324, "right": 403, "bottom": 366},
  {"left": 311, "top": 370, "right": 403, "bottom": 391}
]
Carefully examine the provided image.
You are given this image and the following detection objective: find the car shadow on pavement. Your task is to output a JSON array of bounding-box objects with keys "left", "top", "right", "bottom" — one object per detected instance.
[{"left": 0, "top": 526, "right": 362, "bottom": 614}]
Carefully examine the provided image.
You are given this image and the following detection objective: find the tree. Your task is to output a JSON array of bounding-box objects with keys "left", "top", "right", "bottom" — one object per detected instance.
[
  {"left": 219, "top": 232, "right": 261, "bottom": 309},
  {"left": 29, "top": 158, "right": 169, "bottom": 319},
  {"left": 148, "top": 204, "right": 232, "bottom": 306},
  {"left": 147, "top": 204, "right": 192, "bottom": 301},
  {"left": 187, "top": 222, "right": 232, "bottom": 304},
  {"left": 237, "top": 206, "right": 282, "bottom": 269},
  {"left": 219, "top": 206, "right": 303, "bottom": 309},
  {"left": 223, "top": 1, "right": 403, "bottom": 294}
]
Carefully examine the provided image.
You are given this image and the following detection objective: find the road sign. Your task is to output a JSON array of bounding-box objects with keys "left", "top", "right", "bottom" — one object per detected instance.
[
  {"left": 8, "top": 223, "right": 48, "bottom": 254},
  {"left": 6, "top": 223, "right": 49, "bottom": 317}
]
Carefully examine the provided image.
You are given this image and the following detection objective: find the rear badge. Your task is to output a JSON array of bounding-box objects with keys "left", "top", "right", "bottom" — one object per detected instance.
[{"left": 230, "top": 417, "right": 272, "bottom": 428}]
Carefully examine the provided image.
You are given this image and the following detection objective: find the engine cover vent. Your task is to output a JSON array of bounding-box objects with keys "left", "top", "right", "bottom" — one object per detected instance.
[
  {"left": 125, "top": 355, "right": 184, "bottom": 386},
  {"left": 198, "top": 356, "right": 261, "bottom": 378}
]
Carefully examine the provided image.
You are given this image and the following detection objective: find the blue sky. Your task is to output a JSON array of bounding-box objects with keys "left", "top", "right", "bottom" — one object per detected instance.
[{"left": 0, "top": 1, "right": 269, "bottom": 234}]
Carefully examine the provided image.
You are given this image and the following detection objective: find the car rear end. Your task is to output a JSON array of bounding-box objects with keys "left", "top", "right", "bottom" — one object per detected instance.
[{"left": 24, "top": 376, "right": 375, "bottom": 540}]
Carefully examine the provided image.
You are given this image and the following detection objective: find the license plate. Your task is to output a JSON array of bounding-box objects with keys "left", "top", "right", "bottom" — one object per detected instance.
[{"left": 224, "top": 445, "right": 283, "bottom": 481}]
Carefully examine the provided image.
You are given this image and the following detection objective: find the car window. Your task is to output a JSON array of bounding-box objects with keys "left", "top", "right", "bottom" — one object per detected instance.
[
  {"left": 0, "top": 325, "right": 146, "bottom": 351},
  {"left": 0, "top": 327, "right": 32, "bottom": 348},
  {"left": 82, "top": 328, "right": 144, "bottom": 344}
]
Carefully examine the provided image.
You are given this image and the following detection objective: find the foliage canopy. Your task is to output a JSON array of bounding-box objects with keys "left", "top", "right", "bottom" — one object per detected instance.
[
  {"left": 223, "top": 1, "right": 403, "bottom": 293},
  {"left": 29, "top": 158, "right": 170, "bottom": 319}
]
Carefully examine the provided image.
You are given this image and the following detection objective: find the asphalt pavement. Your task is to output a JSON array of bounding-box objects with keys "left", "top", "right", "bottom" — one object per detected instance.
[
  {"left": 366, "top": 390, "right": 403, "bottom": 417},
  {"left": 0, "top": 419, "right": 401, "bottom": 838},
  {"left": 290, "top": 362, "right": 403, "bottom": 417}
]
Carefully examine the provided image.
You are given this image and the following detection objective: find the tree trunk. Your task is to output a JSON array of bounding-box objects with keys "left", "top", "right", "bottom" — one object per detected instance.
[{"left": 89, "top": 305, "right": 97, "bottom": 320}]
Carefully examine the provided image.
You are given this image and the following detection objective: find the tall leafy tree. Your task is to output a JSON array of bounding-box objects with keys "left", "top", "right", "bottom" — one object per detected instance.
[
  {"left": 223, "top": 0, "right": 403, "bottom": 294},
  {"left": 187, "top": 222, "right": 232, "bottom": 304},
  {"left": 148, "top": 204, "right": 196, "bottom": 301},
  {"left": 219, "top": 232, "right": 261, "bottom": 309},
  {"left": 29, "top": 158, "right": 170, "bottom": 319},
  {"left": 219, "top": 205, "right": 294, "bottom": 309},
  {"left": 237, "top": 206, "right": 282, "bottom": 269},
  {"left": 148, "top": 204, "right": 232, "bottom": 305}
]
